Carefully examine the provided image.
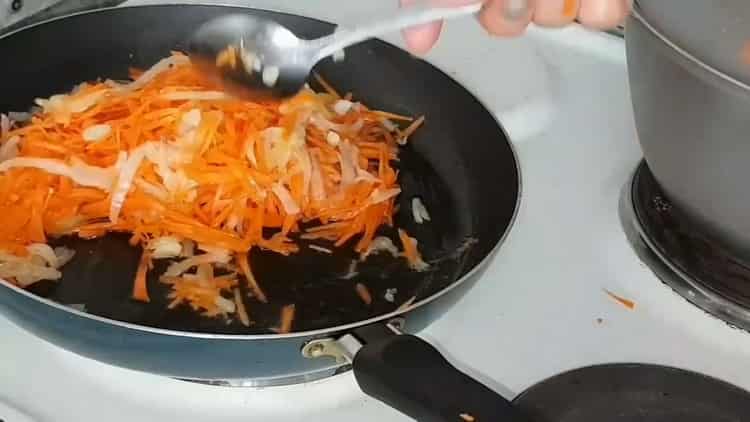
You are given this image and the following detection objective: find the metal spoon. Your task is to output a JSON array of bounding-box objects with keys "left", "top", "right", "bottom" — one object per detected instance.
[{"left": 187, "top": 2, "right": 483, "bottom": 98}]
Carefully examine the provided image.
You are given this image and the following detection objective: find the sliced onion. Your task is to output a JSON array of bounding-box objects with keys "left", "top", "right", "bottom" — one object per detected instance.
[
  {"left": 333, "top": 100, "right": 353, "bottom": 116},
  {"left": 134, "top": 178, "right": 168, "bottom": 201},
  {"left": 0, "top": 113, "right": 9, "bottom": 136},
  {"left": 411, "top": 197, "right": 431, "bottom": 224},
  {"left": 82, "top": 124, "right": 111, "bottom": 142},
  {"left": 369, "top": 187, "right": 401, "bottom": 205},
  {"left": 1, "top": 262, "right": 61, "bottom": 287},
  {"left": 197, "top": 244, "right": 231, "bottom": 260},
  {"left": 297, "top": 147, "right": 312, "bottom": 199},
  {"left": 161, "top": 91, "right": 229, "bottom": 102},
  {"left": 179, "top": 108, "right": 202, "bottom": 136},
  {"left": 326, "top": 131, "right": 341, "bottom": 147},
  {"left": 381, "top": 118, "right": 397, "bottom": 131},
  {"left": 148, "top": 236, "right": 183, "bottom": 259},
  {"left": 196, "top": 263, "right": 213, "bottom": 281},
  {"left": 310, "top": 115, "right": 340, "bottom": 132},
  {"left": 310, "top": 153, "right": 326, "bottom": 201},
  {"left": 163, "top": 253, "right": 231, "bottom": 277},
  {"left": 0, "top": 136, "right": 20, "bottom": 162},
  {"left": 26, "top": 243, "right": 59, "bottom": 267},
  {"left": 214, "top": 296, "right": 236, "bottom": 314},
  {"left": 35, "top": 89, "right": 109, "bottom": 124},
  {"left": 338, "top": 141, "right": 358, "bottom": 187},
  {"left": 109, "top": 145, "right": 150, "bottom": 224},
  {"left": 348, "top": 119, "right": 365, "bottom": 133},
  {"left": 181, "top": 239, "right": 195, "bottom": 257},
  {"left": 0, "top": 250, "right": 63, "bottom": 287},
  {"left": 384, "top": 287, "right": 398, "bottom": 303},
  {"left": 8, "top": 111, "right": 32, "bottom": 123},
  {"left": 262, "top": 66, "right": 280, "bottom": 87},
  {"left": 117, "top": 54, "right": 190, "bottom": 92},
  {"left": 0, "top": 157, "right": 115, "bottom": 191},
  {"left": 265, "top": 122, "right": 305, "bottom": 171},
  {"left": 361, "top": 236, "right": 399, "bottom": 260},
  {"left": 272, "top": 183, "right": 300, "bottom": 215},
  {"left": 234, "top": 288, "right": 250, "bottom": 326},
  {"left": 356, "top": 167, "right": 380, "bottom": 183},
  {"left": 143, "top": 143, "right": 198, "bottom": 201},
  {"left": 53, "top": 247, "right": 76, "bottom": 267}
]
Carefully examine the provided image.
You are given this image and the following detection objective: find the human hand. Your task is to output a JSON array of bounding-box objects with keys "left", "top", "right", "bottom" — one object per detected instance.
[{"left": 400, "top": 0, "right": 631, "bottom": 54}]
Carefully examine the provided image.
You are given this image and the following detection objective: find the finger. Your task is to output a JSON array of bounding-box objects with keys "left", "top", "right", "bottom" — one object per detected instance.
[
  {"left": 534, "top": 0, "right": 579, "bottom": 27},
  {"left": 479, "top": 0, "right": 535, "bottom": 37},
  {"left": 400, "top": 0, "right": 484, "bottom": 54},
  {"left": 400, "top": 0, "right": 445, "bottom": 54},
  {"left": 578, "top": 0, "right": 629, "bottom": 29}
]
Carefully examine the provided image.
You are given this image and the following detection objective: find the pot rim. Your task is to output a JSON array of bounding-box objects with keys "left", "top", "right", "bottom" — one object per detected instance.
[{"left": 631, "top": 3, "right": 750, "bottom": 92}]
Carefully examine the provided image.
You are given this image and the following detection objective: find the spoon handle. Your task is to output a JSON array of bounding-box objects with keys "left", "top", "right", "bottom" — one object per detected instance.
[{"left": 313, "top": 1, "right": 483, "bottom": 59}]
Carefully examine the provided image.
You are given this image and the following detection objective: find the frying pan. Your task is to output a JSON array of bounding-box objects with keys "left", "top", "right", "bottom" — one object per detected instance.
[{"left": 0, "top": 5, "right": 521, "bottom": 421}]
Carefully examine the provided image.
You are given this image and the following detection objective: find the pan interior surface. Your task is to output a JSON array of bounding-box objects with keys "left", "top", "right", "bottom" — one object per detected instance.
[{"left": 0, "top": 5, "right": 519, "bottom": 335}]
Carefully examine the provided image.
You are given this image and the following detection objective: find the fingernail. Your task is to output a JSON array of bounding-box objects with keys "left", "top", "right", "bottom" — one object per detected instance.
[{"left": 504, "top": 0, "right": 529, "bottom": 20}]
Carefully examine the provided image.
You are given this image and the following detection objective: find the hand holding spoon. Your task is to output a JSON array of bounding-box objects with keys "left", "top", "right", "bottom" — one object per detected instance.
[{"left": 187, "top": 2, "right": 483, "bottom": 98}]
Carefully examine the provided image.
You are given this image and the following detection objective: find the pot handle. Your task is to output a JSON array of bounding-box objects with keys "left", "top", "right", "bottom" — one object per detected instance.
[{"left": 350, "top": 324, "right": 528, "bottom": 422}]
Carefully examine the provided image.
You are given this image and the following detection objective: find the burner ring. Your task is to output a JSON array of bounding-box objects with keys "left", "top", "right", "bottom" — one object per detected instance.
[{"left": 619, "top": 162, "right": 750, "bottom": 331}]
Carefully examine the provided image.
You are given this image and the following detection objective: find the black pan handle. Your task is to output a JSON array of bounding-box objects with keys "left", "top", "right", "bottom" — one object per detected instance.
[{"left": 351, "top": 324, "right": 528, "bottom": 422}]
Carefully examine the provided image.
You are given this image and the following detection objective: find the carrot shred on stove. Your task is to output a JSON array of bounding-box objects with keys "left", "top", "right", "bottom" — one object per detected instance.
[
  {"left": 0, "top": 52, "right": 428, "bottom": 330},
  {"left": 604, "top": 289, "right": 636, "bottom": 310}
]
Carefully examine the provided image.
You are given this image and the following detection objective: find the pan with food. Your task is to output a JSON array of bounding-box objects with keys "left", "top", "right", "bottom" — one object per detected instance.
[{"left": 0, "top": 5, "right": 521, "bottom": 421}]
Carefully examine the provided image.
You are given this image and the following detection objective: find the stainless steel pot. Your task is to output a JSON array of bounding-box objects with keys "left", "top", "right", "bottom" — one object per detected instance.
[{"left": 626, "top": 1, "right": 750, "bottom": 259}]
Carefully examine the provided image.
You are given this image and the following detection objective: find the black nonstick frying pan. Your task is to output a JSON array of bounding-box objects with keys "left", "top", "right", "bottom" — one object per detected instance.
[
  {"left": 514, "top": 363, "right": 750, "bottom": 421},
  {"left": 0, "top": 4, "right": 522, "bottom": 422}
]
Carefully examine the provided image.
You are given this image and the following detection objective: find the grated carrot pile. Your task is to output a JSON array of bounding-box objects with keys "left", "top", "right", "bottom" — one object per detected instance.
[{"left": 0, "top": 52, "right": 428, "bottom": 327}]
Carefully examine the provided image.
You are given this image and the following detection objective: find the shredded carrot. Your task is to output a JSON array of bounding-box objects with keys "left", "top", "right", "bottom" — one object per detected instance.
[
  {"left": 0, "top": 52, "right": 427, "bottom": 330},
  {"left": 308, "top": 244, "right": 333, "bottom": 254},
  {"left": 237, "top": 251, "right": 267, "bottom": 303},
  {"left": 233, "top": 287, "right": 251, "bottom": 327},
  {"left": 604, "top": 289, "right": 636, "bottom": 310},
  {"left": 355, "top": 282, "right": 372, "bottom": 306},
  {"left": 313, "top": 72, "right": 340, "bottom": 98},
  {"left": 273, "top": 304, "right": 296, "bottom": 334},
  {"left": 399, "top": 115, "right": 425, "bottom": 144},
  {"left": 132, "top": 250, "right": 151, "bottom": 302},
  {"left": 398, "top": 229, "right": 429, "bottom": 271}
]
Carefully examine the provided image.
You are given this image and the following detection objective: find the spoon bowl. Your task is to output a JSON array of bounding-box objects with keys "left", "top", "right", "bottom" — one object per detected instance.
[
  {"left": 188, "top": 14, "right": 315, "bottom": 97},
  {"left": 188, "top": 3, "right": 483, "bottom": 99}
]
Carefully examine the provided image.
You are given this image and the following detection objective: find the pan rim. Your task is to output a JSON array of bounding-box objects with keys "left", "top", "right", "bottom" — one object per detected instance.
[
  {"left": 630, "top": 6, "right": 750, "bottom": 93},
  {"left": 0, "top": 3, "right": 522, "bottom": 340}
]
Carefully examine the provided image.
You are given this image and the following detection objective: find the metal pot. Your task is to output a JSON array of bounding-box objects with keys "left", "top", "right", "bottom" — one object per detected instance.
[{"left": 626, "top": 1, "right": 750, "bottom": 260}]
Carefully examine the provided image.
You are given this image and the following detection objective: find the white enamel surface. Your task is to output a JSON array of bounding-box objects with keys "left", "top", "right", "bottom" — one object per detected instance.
[{"left": 2, "top": 2, "right": 750, "bottom": 421}]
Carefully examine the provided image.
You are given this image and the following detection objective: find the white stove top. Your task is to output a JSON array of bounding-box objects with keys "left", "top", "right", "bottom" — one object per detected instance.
[{"left": 4, "top": 1, "right": 750, "bottom": 421}]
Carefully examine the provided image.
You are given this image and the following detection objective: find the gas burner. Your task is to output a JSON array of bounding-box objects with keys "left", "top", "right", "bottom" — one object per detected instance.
[{"left": 620, "top": 161, "right": 750, "bottom": 330}]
